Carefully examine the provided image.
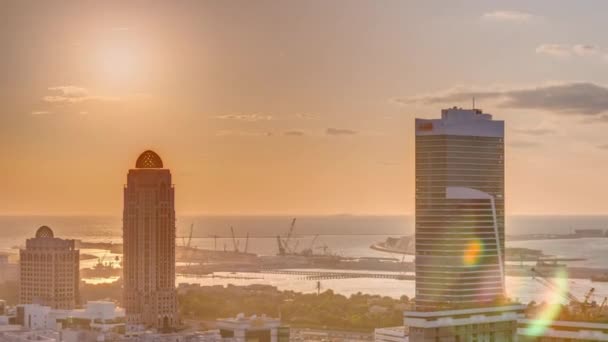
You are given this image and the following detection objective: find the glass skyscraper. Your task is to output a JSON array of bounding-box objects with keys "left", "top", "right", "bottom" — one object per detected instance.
[{"left": 415, "top": 107, "right": 505, "bottom": 311}]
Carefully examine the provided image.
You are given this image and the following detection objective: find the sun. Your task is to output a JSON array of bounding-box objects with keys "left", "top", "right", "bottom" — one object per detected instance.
[{"left": 97, "top": 41, "right": 142, "bottom": 84}]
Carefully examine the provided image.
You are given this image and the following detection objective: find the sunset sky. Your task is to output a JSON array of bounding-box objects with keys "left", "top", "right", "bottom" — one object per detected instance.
[{"left": 3, "top": 1, "right": 608, "bottom": 215}]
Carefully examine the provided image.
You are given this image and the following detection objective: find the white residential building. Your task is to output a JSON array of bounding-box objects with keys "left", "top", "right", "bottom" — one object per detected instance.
[
  {"left": 375, "top": 326, "right": 409, "bottom": 342},
  {"left": 216, "top": 314, "right": 288, "bottom": 342}
]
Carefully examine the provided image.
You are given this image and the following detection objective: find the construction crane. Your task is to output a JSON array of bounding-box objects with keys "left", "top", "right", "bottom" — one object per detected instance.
[
  {"left": 531, "top": 268, "right": 579, "bottom": 303},
  {"left": 208, "top": 235, "right": 219, "bottom": 251},
  {"left": 299, "top": 235, "right": 319, "bottom": 257},
  {"left": 283, "top": 218, "right": 297, "bottom": 253},
  {"left": 531, "top": 267, "right": 602, "bottom": 318},
  {"left": 316, "top": 244, "right": 330, "bottom": 255},
  {"left": 309, "top": 235, "right": 319, "bottom": 250},
  {"left": 584, "top": 288, "right": 596, "bottom": 306},
  {"left": 599, "top": 297, "right": 608, "bottom": 315},
  {"left": 186, "top": 224, "right": 194, "bottom": 249},
  {"left": 276, "top": 236, "right": 286, "bottom": 256},
  {"left": 244, "top": 232, "right": 250, "bottom": 254},
  {"left": 230, "top": 226, "right": 240, "bottom": 253}
]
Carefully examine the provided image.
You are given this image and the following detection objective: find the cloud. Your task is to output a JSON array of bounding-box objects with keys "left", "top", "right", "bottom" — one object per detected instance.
[
  {"left": 326, "top": 128, "right": 357, "bottom": 136},
  {"left": 581, "top": 115, "right": 608, "bottom": 124},
  {"left": 30, "top": 111, "right": 51, "bottom": 116},
  {"left": 509, "top": 140, "right": 540, "bottom": 148},
  {"left": 283, "top": 130, "right": 305, "bottom": 136},
  {"left": 535, "top": 44, "right": 573, "bottom": 57},
  {"left": 573, "top": 44, "right": 601, "bottom": 56},
  {"left": 48, "top": 86, "right": 88, "bottom": 97},
  {"left": 402, "top": 82, "right": 608, "bottom": 115},
  {"left": 536, "top": 44, "right": 603, "bottom": 58},
  {"left": 213, "top": 114, "right": 272, "bottom": 121},
  {"left": 481, "top": 10, "right": 534, "bottom": 22},
  {"left": 512, "top": 128, "right": 555, "bottom": 136},
  {"left": 42, "top": 86, "right": 120, "bottom": 104},
  {"left": 598, "top": 144, "right": 608, "bottom": 150}
]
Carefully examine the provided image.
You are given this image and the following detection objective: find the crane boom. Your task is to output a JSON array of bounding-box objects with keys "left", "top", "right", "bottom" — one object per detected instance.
[
  {"left": 284, "top": 218, "right": 297, "bottom": 252},
  {"left": 230, "top": 226, "right": 239, "bottom": 253},
  {"left": 531, "top": 268, "right": 579, "bottom": 303},
  {"left": 310, "top": 235, "right": 319, "bottom": 249},
  {"left": 187, "top": 223, "right": 194, "bottom": 249},
  {"left": 276, "top": 236, "right": 285, "bottom": 256}
]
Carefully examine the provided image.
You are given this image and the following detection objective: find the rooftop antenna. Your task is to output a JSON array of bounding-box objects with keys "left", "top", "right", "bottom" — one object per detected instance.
[{"left": 472, "top": 96, "right": 476, "bottom": 110}]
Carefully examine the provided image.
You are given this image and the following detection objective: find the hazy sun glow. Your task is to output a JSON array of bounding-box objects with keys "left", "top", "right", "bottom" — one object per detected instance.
[{"left": 98, "top": 42, "right": 141, "bottom": 84}]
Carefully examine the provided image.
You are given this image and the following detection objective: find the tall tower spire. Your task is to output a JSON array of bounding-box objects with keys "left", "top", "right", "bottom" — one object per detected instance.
[{"left": 123, "top": 150, "right": 178, "bottom": 333}]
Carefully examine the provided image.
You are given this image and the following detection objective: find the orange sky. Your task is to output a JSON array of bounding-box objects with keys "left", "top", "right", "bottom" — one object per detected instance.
[{"left": 3, "top": 1, "right": 608, "bottom": 215}]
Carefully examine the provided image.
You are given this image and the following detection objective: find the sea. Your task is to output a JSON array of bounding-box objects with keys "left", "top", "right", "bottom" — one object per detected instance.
[{"left": 2, "top": 215, "right": 608, "bottom": 305}]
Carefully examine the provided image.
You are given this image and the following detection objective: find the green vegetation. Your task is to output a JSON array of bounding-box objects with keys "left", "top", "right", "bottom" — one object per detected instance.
[
  {"left": 80, "top": 280, "right": 123, "bottom": 304},
  {"left": 178, "top": 284, "right": 409, "bottom": 332}
]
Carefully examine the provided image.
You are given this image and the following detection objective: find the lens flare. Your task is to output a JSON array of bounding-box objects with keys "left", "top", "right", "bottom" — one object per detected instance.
[
  {"left": 527, "top": 268, "right": 568, "bottom": 336},
  {"left": 463, "top": 239, "right": 484, "bottom": 265}
]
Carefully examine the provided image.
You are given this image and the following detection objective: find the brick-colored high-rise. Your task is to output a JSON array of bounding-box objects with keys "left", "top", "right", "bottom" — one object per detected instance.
[
  {"left": 19, "top": 226, "right": 80, "bottom": 309},
  {"left": 123, "top": 150, "right": 178, "bottom": 332}
]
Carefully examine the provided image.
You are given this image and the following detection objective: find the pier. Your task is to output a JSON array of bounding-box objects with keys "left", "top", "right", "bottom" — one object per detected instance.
[{"left": 260, "top": 269, "right": 414, "bottom": 280}]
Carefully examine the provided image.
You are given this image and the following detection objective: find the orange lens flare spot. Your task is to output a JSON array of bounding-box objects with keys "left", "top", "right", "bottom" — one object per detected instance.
[{"left": 463, "top": 240, "right": 483, "bottom": 265}]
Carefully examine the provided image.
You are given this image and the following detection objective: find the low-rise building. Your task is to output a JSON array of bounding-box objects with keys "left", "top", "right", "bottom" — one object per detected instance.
[
  {"left": 0, "top": 329, "right": 59, "bottom": 341},
  {"left": 118, "top": 330, "right": 221, "bottom": 342},
  {"left": 518, "top": 318, "right": 608, "bottom": 341},
  {"left": 216, "top": 314, "right": 289, "bottom": 342},
  {"left": 6, "top": 301, "right": 124, "bottom": 342},
  {"left": 404, "top": 305, "right": 526, "bottom": 342},
  {"left": 375, "top": 326, "right": 409, "bottom": 342}
]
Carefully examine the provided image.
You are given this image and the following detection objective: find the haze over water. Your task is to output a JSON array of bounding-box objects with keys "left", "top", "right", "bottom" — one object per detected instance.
[{"left": 3, "top": 214, "right": 608, "bottom": 304}]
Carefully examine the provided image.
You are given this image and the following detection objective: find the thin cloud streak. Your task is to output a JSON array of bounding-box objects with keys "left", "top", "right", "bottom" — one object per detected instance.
[
  {"left": 509, "top": 140, "right": 541, "bottom": 148},
  {"left": 42, "top": 86, "right": 120, "bottom": 104},
  {"left": 512, "top": 128, "right": 556, "bottom": 136},
  {"left": 213, "top": 114, "right": 273, "bottom": 121},
  {"left": 481, "top": 10, "right": 534, "bottom": 22},
  {"left": 536, "top": 44, "right": 603, "bottom": 58},
  {"left": 30, "top": 111, "right": 52, "bottom": 116},
  {"left": 326, "top": 128, "right": 357, "bottom": 136},
  {"left": 401, "top": 82, "right": 608, "bottom": 115},
  {"left": 283, "top": 130, "right": 305, "bottom": 136}
]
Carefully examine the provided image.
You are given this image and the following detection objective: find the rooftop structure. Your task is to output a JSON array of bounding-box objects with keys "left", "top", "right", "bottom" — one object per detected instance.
[
  {"left": 518, "top": 319, "right": 608, "bottom": 341},
  {"left": 135, "top": 150, "right": 164, "bottom": 169},
  {"left": 216, "top": 314, "right": 289, "bottom": 342},
  {"left": 404, "top": 305, "right": 525, "bottom": 342},
  {"left": 375, "top": 326, "right": 409, "bottom": 342}
]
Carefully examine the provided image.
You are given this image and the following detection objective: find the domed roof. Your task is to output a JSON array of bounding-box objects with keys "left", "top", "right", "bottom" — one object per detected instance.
[
  {"left": 35, "top": 226, "right": 54, "bottom": 238},
  {"left": 135, "top": 150, "right": 164, "bottom": 168}
]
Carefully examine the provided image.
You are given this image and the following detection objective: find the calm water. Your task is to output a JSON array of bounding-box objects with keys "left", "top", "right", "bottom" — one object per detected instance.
[{"left": 2, "top": 215, "right": 608, "bottom": 303}]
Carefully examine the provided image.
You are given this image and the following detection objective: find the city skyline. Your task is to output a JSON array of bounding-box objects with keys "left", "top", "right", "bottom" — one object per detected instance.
[{"left": 4, "top": 1, "right": 608, "bottom": 216}]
